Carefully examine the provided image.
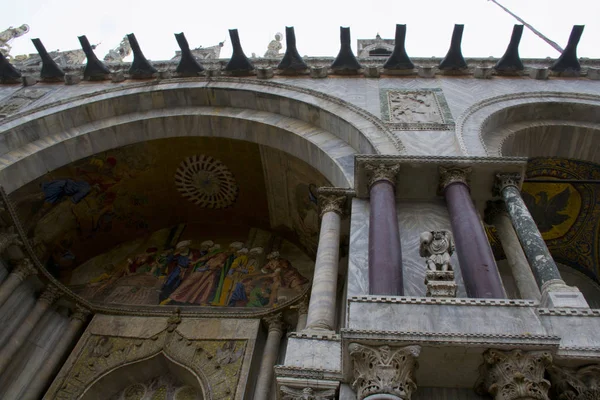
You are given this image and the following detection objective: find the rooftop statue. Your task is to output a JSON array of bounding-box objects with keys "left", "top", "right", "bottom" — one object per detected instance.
[
  {"left": 103, "top": 36, "right": 132, "bottom": 62},
  {"left": 171, "top": 41, "right": 224, "bottom": 61},
  {"left": 14, "top": 47, "right": 89, "bottom": 67},
  {"left": 264, "top": 32, "right": 283, "bottom": 58},
  {"left": 0, "top": 24, "right": 30, "bottom": 57}
]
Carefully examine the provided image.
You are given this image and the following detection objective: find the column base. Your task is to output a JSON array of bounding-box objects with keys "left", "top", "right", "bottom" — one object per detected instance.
[{"left": 540, "top": 280, "right": 589, "bottom": 309}]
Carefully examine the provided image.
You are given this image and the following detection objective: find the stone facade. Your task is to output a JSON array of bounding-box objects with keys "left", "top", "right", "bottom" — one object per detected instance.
[{"left": 0, "top": 27, "right": 599, "bottom": 400}]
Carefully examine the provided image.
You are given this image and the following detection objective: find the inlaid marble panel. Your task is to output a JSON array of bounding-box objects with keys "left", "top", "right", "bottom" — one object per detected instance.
[{"left": 347, "top": 198, "right": 369, "bottom": 298}]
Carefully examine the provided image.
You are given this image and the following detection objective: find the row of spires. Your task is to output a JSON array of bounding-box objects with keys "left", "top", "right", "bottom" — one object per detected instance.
[{"left": 0, "top": 24, "right": 587, "bottom": 82}]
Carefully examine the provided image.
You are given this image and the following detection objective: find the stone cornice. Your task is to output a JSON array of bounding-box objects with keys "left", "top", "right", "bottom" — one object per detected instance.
[{"left": 349, "top": 295, "right": 536, "bottom": 307}]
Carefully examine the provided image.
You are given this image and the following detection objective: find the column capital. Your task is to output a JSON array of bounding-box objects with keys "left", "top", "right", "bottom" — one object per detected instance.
[
  {"left": 548, "top": 364, "right": 600, "bottom": 400},
  {"left": 70, "top": 304, "right": 91, "bottom": 322},
  {"left": 263, "top": 313, "right": 284, "bottom": 334},
  {"left": 318, "top": 194, "right": 346, "bottom": 218},
  {"left": 12, "top": 258, "right": 37, "bottom": 282},
  {"left": 438, "top": 166, "right": 472, "bottom": 194},
  {"left": 39, "top": 284, "right": 62, "bottom": 305},
  {"left": 291, "top": 295, "right": 309, "bottom": 315},
  {"left": 494, "top": 172, "right": 522, "bottom": 196},
  {"left": 484, "top": 200, "right": 509, "bottom": 225},
  {"left": 365, "top": 163, "right": 400, "bottom": 188},
  {"left": 0, "top": 226, "right": 22, "bottom": 253},
  {"left": 348, "top": 343, "right": 421, "bottom": 400},
  {"left": 476, "top": 349, "right": 552, "bottom": 400}
]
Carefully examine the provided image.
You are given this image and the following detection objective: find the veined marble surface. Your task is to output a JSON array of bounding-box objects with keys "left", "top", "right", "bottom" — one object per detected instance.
[{"left": 0, "top": 279, "right": 36, "bottom": 349}]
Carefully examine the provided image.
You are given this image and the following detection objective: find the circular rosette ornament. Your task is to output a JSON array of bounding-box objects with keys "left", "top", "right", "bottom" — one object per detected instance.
[{"left": 175, "top": 155, "right": 238, "bottom": 208}]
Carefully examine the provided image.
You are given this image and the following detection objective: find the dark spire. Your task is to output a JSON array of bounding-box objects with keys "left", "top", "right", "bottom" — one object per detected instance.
[
  {"left": 175, "top": 32, "right": 204, "bottom": 75},
  {"left": 225, "top": 29, "right": 254, "bottom": 72},
  {"left": 31, "top": 38, "right": 65, "bottom": 80},
  {"left": 127, "top": 33, "right": 157, "bottom": 77},
  {"left": 331, "top": 27, "right": 361, "bottom": 72},
  {"left": 78, "top": 35, "right": 111, "bottom": 79},
  {"left": 439, "top": 24, "right": 467, "bottom": 70},
  {"left": 0, "top": 52, "right": 21, "bottom": 82},
  {"left": 277, "top": 26, "right": 308, "bottom": 71},
  {"left": 550, "top": 25, "right": 585, "bottom": 72},
  {"left": 383, "top": 24, "right": 414, "bottom": 70},
  {"left": 494, "top": 25, "right": 524, "bottom": 72}
]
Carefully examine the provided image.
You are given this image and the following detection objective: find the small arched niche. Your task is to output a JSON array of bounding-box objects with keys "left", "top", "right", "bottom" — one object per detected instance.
[{"left": 82, "top": 353, "right": 206, "bottom": 400}]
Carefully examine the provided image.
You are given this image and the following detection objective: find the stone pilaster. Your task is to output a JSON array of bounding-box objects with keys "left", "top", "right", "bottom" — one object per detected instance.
[
  {"left": 548, "top": 364, "right": 600, "bottom": 400},
  {"left": 0, "top": 257, "right": 37, "bottom": 308},
  {"left": 20, "top": 304, "right": 91, "bottom": 400},
  {"left": 476, "top": 349, "right": 552, "bottom": 400},
  {"left": 254, "top": 313, "right": 285, "bottom": 400},
  {"left": 366, "top": 163, "right": 404, "bottom": 296},
  {"left": 440, "top": 166, "right": 505, "bottom": 298},
  {"left": 485, "top": 200, "right": 541, "bottom": 301},
  {"left": 494, "top": 173, "right": 588, "bottom": 308},
  {"left": 348, "top": 343, "right": 421, "bottom": 400},
  {"left": 0, "top": 284, "right": 61, "bottom": 374},
  {"left": 305, "top": 191, "right": 346, "bottom": 331}
]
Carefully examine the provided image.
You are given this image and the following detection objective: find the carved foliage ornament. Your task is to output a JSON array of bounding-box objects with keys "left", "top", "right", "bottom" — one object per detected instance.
[
  {"left": 476, "top": 349, "right": 552, "bottom": 400},
  {"left": 12, "top": 258, "right": 37, "bottom": 282},
  {"left": 438, "top": 166, "right": 472, "bottom": 194},
  {"left": 39, "top": 284, "right": 61, "bottom": 305},
  {"left": 319, "top": 194, "right": 346, "bottom": 218},
  {"left": 264, "top": 313, "right": 284, "bottom": 334},
  {"left": 280, "top": 386, "right": 336, "bottom": 400},
  {"left": 548, "top": 364, "right": 600, "bottom": 400},
  {"left": 365, "top": 163, "right": 400, "bottom": 188},
  {"left": 495, "top": 173, "right": 523, "bottom": 196},
  {"left": 348, "top": 343, "right": 421, "bottom": 400}
]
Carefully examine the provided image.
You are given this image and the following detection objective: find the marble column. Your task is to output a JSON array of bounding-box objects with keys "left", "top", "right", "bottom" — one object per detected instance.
[
  {"left": 495, "top": 173, "right": 588, "bottom": 307},
  {"left": 305, "top": 193, "right": 346, "bottom": 331},
  {"left": 0, "top": 284, "right": 61, "bottom": 375},
  {"left": 348, "top": 343, "right": 421, "bottom": 400},
  {"left": 20, "top": 305, "right": 90, "bottom": 400},
  {"left": 439, "top": 167, "right": 505, "bottom": 298},
  {"left": 294, "top": 297, "right": 308, "bottom": 332},
  {"left": 366, "top": 163, "right": 403, "bottom": 296},
  {"left": 254, "top": 313, "right": 284, "bottom": 400},
  {"left": 476, "top": 349, "right": 552, "bottom": 400},
  {"left": 485, "top": 201, "right": 541, "bottom": 301},
  {"left": 0, "top": 258, "right": 37, "bottom": 308}
]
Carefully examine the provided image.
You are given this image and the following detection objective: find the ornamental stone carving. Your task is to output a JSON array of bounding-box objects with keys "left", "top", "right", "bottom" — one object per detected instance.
[
  {"left": 0, "top": 226, "right": 22, "bottom": 253},
  {"left": 12, "top": 258, "right": 37, "bottom": 282},
  {"left": 70, "top": 304, "right": 91, "bottom": 322},
  {"left": 438, "top": 166, "right": 472, "bottom": 194},
  {"left": 280, "top": 386, "right": 337, "bottom": 400},
  {"left": 348, "top": 343, "right": 421, "bottom": 400},
  {"left": 494, "top": 173, "right": 523, "bottom": 196},
  {"left": 420, "top": 230, "right": 456, "bottom": 297},
  {"left": 318, "top": 194, "right": 346, "bottom": 217},
  {"left": 39, "top": 284, "right": 61, "bottom": 305},
  {"left": 264, "top": 313, "right": 284, "bottom": 334},
  {"left": 548, "top": 364, "right": 600, "bottom": 400},
  {"left": 476, "top": 349, "right": 552, "bottom": 400},
  {"left": 365, "top": 163, "right": 400, "bottom": 188}
]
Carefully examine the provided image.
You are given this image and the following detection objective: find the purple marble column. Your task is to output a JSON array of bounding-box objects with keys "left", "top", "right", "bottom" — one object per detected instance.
[
  {"left": 440, "top": 167, "right": 505, "bottom": 298},
  {"left": 366, "top": 163, "right": 403, "bottom": 296}
]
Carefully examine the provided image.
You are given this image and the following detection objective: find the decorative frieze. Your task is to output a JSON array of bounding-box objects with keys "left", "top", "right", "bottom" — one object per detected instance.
[
  {"left": 280, "top": 386, "right": 337, "bottom": 400},
  {"left": 365, "top": 163, "right": 400, "bottom": 188},
  {"left": 476, "top": 349, "right": 552, "bottom": 400},
  {"left": 438, "top": 166, "right": 472, "bottom": 194},
  {"left": 548, "top": 364, "right": 600, "bottom": 400},
  {"left": 348, "top": 343, "right": 421, "bottom": 400}
]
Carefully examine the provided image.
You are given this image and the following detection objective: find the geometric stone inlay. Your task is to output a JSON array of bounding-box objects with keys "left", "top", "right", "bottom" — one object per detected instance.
[{"left": 175, "top": 154, "right": 239, "bottom": 208}]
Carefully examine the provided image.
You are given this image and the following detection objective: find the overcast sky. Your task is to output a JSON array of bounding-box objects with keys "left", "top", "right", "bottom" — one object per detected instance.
[{"left": 2, "top": 0, "right": 599, "bottom": 62}]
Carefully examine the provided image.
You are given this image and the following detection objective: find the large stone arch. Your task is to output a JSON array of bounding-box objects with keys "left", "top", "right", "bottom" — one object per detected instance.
[
  {"left": 0, "top": 78, "right": 402, "bottom": 193},
  {"left": 455, "top": 92, "right": 600, "bottom": 159}
]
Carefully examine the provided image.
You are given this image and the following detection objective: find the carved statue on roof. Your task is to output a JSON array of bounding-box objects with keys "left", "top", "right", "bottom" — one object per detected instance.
[
  {"left": 264, "top": 32, "right": 283, "bottom": 58},
  {"left": 14, "top": 47, "right": 90, "bottom": 67},
  {"left": 171, "top": 41, "right": 224, "bottom": 61},
  {"left": 103, "top": 36, "right": 132, "bottom": 62},
  {"left": 0, "top": 24, "right": 30, "bottom": 57}
]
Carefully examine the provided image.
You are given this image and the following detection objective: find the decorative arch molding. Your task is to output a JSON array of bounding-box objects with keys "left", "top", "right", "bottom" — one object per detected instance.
[{"left": 455, "top": 92, "right": 600, "bottom": 158}]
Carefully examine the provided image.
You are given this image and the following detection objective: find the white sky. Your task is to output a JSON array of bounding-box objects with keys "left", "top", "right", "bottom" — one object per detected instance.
[{"left": 2, "top": 0, "right": 599, "bottom": 61}]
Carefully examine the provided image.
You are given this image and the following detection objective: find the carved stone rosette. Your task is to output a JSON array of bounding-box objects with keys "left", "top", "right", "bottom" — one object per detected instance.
[
  {"left": 12, "top": 258, "right": 37, "bottom": 282},
  {"left": 476, "top": 349, "right": 552, "bottom": 400},
  {"left": 280, "top": 386, "right": 337, "bottom": 400},
  {"left": 365, "top": 163, "right": 400, "bottom": 188},
  {"left": 348, "top": 343, "right": 421, "bottom": 400},
  {"left": 438, "top": 166, "right": 472, "bottom": 194},
  {"left": 318, "top": 194, "right": 346, "bottom": 218},
  {"left": 548, "top": 364, "right": 600, "bottom": 400}
]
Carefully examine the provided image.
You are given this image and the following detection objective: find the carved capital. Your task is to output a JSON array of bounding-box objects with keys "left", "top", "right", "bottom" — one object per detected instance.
[
  {"left": 70, "top": 304, "right": 91, "bottom": 323},
  {"left": 280, "top": 386, "right": 337, "bottom": 400},
  {"left": 38, "top": 284, "right": 62, "bottom": 305},
  {"left": 494, "top": 173, "right": 522, "bottom": 196},
  {"left": 0, "top": 226, "right": 22, "bottom": 253},
  {"left": 291, "top": 295, "right": 309, "bottom": 315},
  {"left": 365, "top": 163, "right": 400, "bottom": 188},
  {"left": 319, "top": 194, "right": 346, "bottom": 218},
  {"left": 548, "top": 364, "right": 600, "bottom": 400},
  {"left": 476, "top": 349, "right": 552, "bottom": 400},
  {"left": 12, "top": 258, "right": 37, "bottom": 282},
  {"left": 438, "top": 166, "right": 472, "bottom": 194},
  {"left": 349, "top": 343, "right": 421, "bottom": 400},
  {"left": 484, "top": 200, "right": 509, "bottom": 225},
  {"left": 264, "top": 313, "right": 284, "bottom": 334}
]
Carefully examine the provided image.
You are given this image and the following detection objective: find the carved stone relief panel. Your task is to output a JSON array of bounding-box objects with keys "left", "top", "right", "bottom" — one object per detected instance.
[
  {"left": 380, "top": 89, "right": 454, "bottom": 130},
  {"left": 0, "top": 88, "right": 50, "bottom": 117}
]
